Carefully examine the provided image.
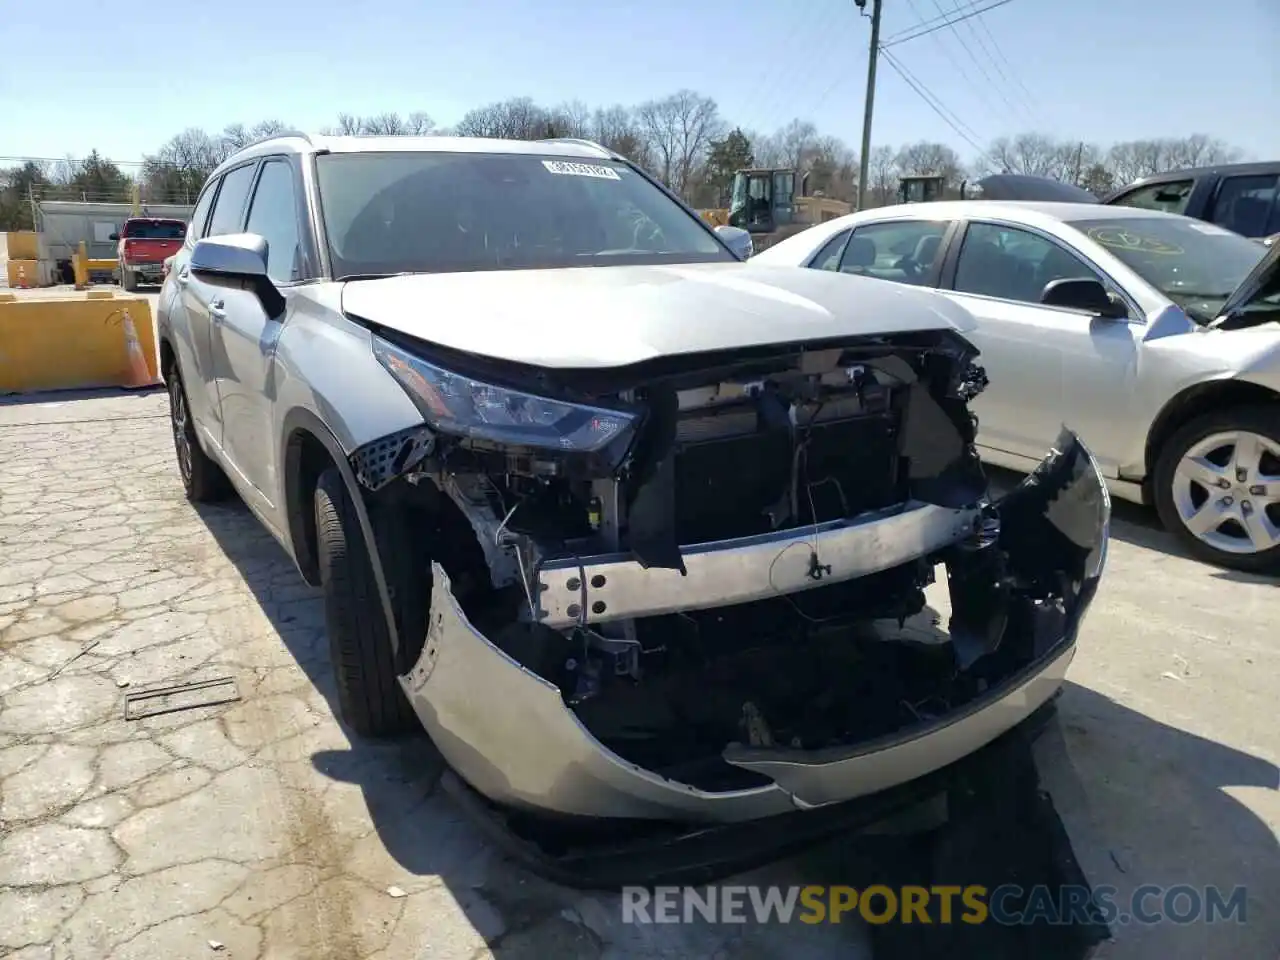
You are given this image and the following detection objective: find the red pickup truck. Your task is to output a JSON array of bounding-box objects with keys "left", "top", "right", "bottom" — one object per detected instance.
[{"left": 113, "top": 217, "right": 187, "bottom": 291}]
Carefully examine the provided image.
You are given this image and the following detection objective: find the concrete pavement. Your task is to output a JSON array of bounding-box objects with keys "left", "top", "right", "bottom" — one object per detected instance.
[{"left": 0, "top": 390, "right": 1276, "bottom": 959}]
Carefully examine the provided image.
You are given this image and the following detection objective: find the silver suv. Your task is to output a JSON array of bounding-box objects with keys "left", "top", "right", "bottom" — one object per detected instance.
[{"left": 157, "top": 133, "right": 1108, "bottom": 844}]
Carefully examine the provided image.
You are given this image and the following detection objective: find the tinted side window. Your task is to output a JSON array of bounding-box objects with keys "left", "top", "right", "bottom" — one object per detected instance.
[
  {"left": 1109, "top": 180, "right": 1193, "bottom": 215},
  {"left": 837, "top": 220, "right": 950, "bottom": 285},
  {"left": 206, "top": 163, "right": 257, "bottom": 237},
  {"left": 809, "top": 230, "right": 851, "bottom": 270},
  {"left": 954, "top": 223, "right": 1106, "bottom": 306},
  {"left": 186, "top": 183, "right": 218, "bottom": 244},
  {"left": 245, "top": 161, "right": 303, "bottom": 283},
  {"left": 1209, "top": 175, "right": 1278, "bottom": 238}
]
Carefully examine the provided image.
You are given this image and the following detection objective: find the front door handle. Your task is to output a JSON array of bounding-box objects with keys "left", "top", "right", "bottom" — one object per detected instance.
[
  {"left": 176, "top": 267, "right": 190, "bottom": 286},
  {"left": 209, "top": 298, "right": 226, "bottom": 320}
]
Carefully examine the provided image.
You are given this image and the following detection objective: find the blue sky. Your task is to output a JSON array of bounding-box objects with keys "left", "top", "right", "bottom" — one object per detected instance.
[{"left": 1, "top": 0, "right": 1276, "bottom": 169}]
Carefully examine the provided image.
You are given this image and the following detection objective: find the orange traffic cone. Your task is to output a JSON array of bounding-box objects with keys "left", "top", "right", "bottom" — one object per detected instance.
[{"left": 120, "top": 309, "right": 156, "bottom": 388}]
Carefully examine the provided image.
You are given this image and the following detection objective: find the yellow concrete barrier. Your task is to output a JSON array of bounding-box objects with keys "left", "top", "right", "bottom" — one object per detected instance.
[
  {"left": 4, "top": 231, "right": 41, "bottom": 260},
  {"left": 0, "top": 296, "right": 160, "bottom": 394},
  {"left": 5, "top": 260, "right": 39, "bottom": 288},
  {"left": 87, "top": 259, "right": 119, "bottom": 272},
  {"left": 87, "top": 291, "right": 115, "bottom": 300}
]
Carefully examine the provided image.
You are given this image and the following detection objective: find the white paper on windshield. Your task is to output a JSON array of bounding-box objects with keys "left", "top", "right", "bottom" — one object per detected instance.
[
  {"left": 1186, "top": 222, "right": 1234, "bottom": 236},
  {"left": 542, "top": 160, "right": 621, "bottom": 181}
]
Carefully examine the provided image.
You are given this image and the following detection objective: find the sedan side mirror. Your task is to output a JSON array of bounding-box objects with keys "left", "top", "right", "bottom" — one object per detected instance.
[
  {"left": 190, "top": 233, "right": 284, "bottom": 318},
  {"left": 715, "top": 224, "right": 753, "bottom": 260},
  {"left": 1040, "top": 278, "right": 1127, "bottom": 319},
  {"left": 108, "top": 233, "right": 119, "bottom": 241}
]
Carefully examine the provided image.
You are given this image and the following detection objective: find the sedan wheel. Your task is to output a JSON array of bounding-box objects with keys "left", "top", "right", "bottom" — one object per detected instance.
[{"left": 1155, "top": 406, "right": 1280, "bottom": 572}]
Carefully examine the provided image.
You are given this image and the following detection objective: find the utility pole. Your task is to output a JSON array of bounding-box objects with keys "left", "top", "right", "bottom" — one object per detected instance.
[{"left": 856, "top": 0, "right": 883, "bottom": 211}]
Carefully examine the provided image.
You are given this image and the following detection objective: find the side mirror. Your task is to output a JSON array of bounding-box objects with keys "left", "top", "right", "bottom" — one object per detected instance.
[
  {"left": 190, "top": 233, "right": 284, "bottom": 318},
  {"left": 715, "top": 224, "right": 753, "bottom": 260},
  {"left": 1040, "top": 278, "right": 1127, "bottom": 319},
  {"left": 191, "top": 234, "right": 269, "bottom": 279},
  {"left": 108, "top": 233, "right": 119, "bottom": 241}
]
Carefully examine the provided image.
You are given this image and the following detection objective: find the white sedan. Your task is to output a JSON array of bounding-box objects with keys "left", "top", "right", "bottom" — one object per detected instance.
[{"left": 751, "top": 200, "right": 1280, "bottom": 572}]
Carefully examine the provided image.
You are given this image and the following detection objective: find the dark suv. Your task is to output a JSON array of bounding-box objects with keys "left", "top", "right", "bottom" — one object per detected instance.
[{"left": 1105, "top": 161, "right": 1280, "bottom": 243}]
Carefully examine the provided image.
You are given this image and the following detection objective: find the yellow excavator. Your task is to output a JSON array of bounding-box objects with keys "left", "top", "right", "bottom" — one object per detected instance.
[{"left": 699, "top": 167, "right": 851, "bottom": 252}]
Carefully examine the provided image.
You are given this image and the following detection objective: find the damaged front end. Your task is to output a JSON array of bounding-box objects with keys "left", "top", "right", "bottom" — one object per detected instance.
[{"left": 352, "top": 327, "right": 1109, "bottom": 823}]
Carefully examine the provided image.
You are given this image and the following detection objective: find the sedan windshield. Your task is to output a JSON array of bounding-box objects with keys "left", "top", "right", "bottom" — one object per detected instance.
[
  {"left": 315, "top": 152, "right": 731, "bottom": 277},
  {"left": 1070, "top": 215, "right": 1274, "bottom": 321}
]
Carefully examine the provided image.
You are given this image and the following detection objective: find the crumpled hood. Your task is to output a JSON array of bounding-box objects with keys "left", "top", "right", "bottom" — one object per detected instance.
[{"left": 341, "top": 262, "right": 977, "bottom": 368}]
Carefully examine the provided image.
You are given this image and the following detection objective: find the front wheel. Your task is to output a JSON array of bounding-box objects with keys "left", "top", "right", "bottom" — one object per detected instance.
[
  {"left": 1153, "top": 405, "right": 1280, "bottom": 573},
  {"left": 314, "top": 468, "right": 423, "bottom": 738}
]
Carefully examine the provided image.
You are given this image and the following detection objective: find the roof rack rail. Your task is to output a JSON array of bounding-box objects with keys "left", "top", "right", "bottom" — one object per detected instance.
[
  {"left": 537, "top": 137, "right": 617, "bottom": 159},
  {"left": 269, "top": 129, "right": 313, "bottom": 144}
]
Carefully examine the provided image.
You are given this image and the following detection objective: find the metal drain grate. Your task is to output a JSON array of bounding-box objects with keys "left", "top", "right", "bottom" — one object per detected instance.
[{"left": 123, "top": 676, "right": 240, "bottom": 720}]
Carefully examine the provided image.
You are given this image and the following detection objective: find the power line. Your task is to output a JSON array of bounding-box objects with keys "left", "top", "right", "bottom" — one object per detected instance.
[
  {"left": 878, "top": 46, "right": 986, "bottom": 154},
  {"left": 0, "top": 155, "right": 147, "bottom": 167},
  {"left": 881, "top": 0, "right": 1017, "bottom": 48},
  {"left": 968, "top": 7, "right": 1038, "bottom": 112},
  {"left": 905, "top": 0, "right": 1018, "bottom": 125},
  {"left": 932, "top": 0, "right": 1027, "bottom": 121}
]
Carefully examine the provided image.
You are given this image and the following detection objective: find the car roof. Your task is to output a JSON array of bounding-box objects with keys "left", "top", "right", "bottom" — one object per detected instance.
[
  {"left": 845, "top": 199, "right": 1186, "bottom": 228},
  {"left": 209, "top": 132, "right": 618, "bottom": 177},
  {"left": 1116, "top": 160, "right": 1280, "bottom": 187}
]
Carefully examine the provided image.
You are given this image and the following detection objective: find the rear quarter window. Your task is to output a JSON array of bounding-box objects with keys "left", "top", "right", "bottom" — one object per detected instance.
[{"left": 123, "top": 220, "right": 187, "bottom": 240}]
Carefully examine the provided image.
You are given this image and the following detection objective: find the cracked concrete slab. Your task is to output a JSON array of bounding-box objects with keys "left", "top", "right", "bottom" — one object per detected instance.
[{"left": 2, "top": 391, "right": 1276, "bottom": 960}]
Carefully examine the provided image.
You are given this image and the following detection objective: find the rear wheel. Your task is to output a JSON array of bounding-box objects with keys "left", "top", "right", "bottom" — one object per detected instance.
[
  {"left": 121, "top": 269, "right": 138, "bottom": 292},
  {"left": 168, "top": 368, "right": 231, "bottom": 503},
  {"left": 1153, "top": 405, "right": 1280, "bottom": 572},
  {"left": 314, "top": 467, "right": 423, "bottom": 738}
]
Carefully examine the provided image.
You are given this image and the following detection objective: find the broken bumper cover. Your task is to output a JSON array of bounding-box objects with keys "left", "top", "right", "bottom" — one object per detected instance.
[{"left": 400, "top": 428, "right": 1110, "bottom": 823}]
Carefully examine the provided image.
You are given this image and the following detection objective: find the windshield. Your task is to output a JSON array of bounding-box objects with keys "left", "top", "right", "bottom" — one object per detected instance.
[
  {"left": 123, "top": 219, "right": 185, "bottom": 240},
  {"left": 315, "top": 152, "right": 731, "bottom": 278},
  {"left": 1070, "top": 215, "right": 1277, "bottom": 322}
]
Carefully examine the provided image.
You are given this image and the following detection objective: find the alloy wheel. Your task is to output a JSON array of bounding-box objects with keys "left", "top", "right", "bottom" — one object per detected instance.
[
  {"left": 169, "top": 377, "right": 193, "bottom": 485},
  {"left": 1171, "top": 430, "right": 1280, "bottom": 555}
]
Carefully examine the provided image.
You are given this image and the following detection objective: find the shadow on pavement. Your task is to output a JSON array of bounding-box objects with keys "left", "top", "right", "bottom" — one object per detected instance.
[
  {"left": 195, "top": 497, "right": 1279, "bottom": 959},
  {"left": 0, "top": 384, "right": 166, "bottom": 409}
]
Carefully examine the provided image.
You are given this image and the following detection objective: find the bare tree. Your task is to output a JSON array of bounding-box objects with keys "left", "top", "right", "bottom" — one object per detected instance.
[
  {"left": 770, "top": 119, "right": 816, "bottom": 172},
  {"left": 404, "top": 112, "right": 436, "bottom": 135},
  {"left": 895, "top": 141, "right": 965, "bottom": 188},
  {"left": 591, "top": 105, "right": 649, "bottom": 166},
  {"left": 635, "top": 90, "right": 722, "bottom": 198},
  {"left": 324, "top": 113, "right": 364, "bottom": 136},
  {"left": 549, "top": 100, "right": 593, "bottom": 139},
  {"left": 983, "top": 132, "right": 1066, "bottom": 178},
  {"left": 455, "top": 98, "right": 552, "bottom": 140},
  {"left": 360, "top": 112, "right": 407, "bottom": 136},
  {"left": 866, "top": 145, "right": 899, "bottom": 207}
]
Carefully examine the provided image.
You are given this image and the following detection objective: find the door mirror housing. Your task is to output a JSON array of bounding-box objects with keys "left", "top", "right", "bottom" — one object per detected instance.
[
  {"left": 190, "top": 233, "right": 284, "bottom": 318},
  {"left": 191, "top": 234, "right": 269, "bottom": 279},
  {"left": 715, "top": 224, "right": 753, "bottom": 259},
  {"left": 108, "top": 232, "right": 119, "bottom": 241},
  {"left": 1040, "top": 277, "right": 1127, "bottom": 319}
]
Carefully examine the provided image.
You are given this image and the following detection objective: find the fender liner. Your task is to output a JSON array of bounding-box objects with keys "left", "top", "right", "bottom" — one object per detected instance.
[{"left": 280, "top": 406, "right": 404, "bottom": 658}]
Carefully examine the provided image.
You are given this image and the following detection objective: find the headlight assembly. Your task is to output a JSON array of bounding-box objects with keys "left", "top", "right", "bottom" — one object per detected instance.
[{"left": 373, "top": 336, "right": 638, "bottom": 453}]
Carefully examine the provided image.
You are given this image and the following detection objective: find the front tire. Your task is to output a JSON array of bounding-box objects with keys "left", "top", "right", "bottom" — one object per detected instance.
[
  {"left": 168, "top": 369, "right": 231, "bottom": 503},
  {"left": 314, "top": 468, "right": 422, "bottom": 738},
  {"left": 1153, "top": 405, "right": 1280, "bottom": 573}
]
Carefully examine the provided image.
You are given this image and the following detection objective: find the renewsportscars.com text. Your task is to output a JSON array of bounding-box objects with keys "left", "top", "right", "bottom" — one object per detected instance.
[{"left": 621, "top": 884, "right": 1248, "bottom": 926}]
